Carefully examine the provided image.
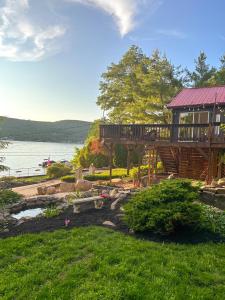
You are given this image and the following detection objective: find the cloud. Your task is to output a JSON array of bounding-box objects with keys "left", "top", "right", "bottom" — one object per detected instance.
[
  {"left": 156, "top": 29, "right": 186, "bottom": 39},
  {"left": 0, "top": 0, "right": 162, "bottom": 61},
  {"left": 0, "top": 0, "right": 66, "bottom": 61},
  {"left": 67, "top": 0, "right": 155, "bottom": 37}
]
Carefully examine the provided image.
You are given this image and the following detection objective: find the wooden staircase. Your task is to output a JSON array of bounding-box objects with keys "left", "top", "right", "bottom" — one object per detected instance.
[
  {"left": 157, "top": 147, "right": 211, "bottom": 180},
  {"left": 157, "top": 147, "right": 178, "bottom": 174}
]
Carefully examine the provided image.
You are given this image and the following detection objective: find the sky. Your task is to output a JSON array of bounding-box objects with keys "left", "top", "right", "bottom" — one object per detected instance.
[{"left": 0, "top": 0, "right": 225, "bottom": 122}]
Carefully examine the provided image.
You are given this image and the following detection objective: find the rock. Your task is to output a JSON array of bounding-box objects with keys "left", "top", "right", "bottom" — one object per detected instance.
[
  {"left": 217, "top": 178, "right": 225, "bottom": 187},
  {"left": 82, "top": 191, "right": 94, "bottom": 198},
  {"left": 75, "top": 179, "right": 93, "bottom": 191},
  {"left": 102, "top": 221, "right": 116, "bottom": 227},
  {"left": 215, "top": 188, "right": 225, "bottom": 195},
  {"left": 111, "top": 178, "right": 122, "bottom": 184},
  {"left": 111, "top": 194, "right": 127, "bottom": 210},
  {"left": 37, "top": 186, "right": 47, "bottom": 195},
  {"left": 168, "top": 173, "right": 175, "bottom": 180},
  {"left": 210, "top": 179, "right": 217, "bottom": 188},
  {"left": 46, "top": 186, "right": 57, "bottom": 195},
  {"left": 60, "top": 183, "right": 75, "bottom": 193},
  {"left": 109, "top": 189, "right": 119, "bottom": 198}
]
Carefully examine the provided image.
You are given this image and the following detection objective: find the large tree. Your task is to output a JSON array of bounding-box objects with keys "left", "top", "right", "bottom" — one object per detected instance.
[
  {"left": 97, "top": 46, "right": 183, "bottom": 124},
  {"left": 208, "top": 54, "right": 225, "bottom": 86},
  {"left": 187, "top": 51, "right": 216, "bottom": 87}
]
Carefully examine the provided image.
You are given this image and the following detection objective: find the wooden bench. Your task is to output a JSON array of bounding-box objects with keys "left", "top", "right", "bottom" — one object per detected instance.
[{"left": 71, "top": 196, "right": 106, "bottom": 213}]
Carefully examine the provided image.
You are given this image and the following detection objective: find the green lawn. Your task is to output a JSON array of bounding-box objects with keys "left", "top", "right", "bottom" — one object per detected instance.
[{"left": 0, "top": 227, "right": 225, "bottom": 300}]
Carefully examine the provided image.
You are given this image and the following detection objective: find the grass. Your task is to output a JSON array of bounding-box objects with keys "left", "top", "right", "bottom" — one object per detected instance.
[
  {"left": 84, "top": 168, "right": 129, "bottom": 181},
  {"left": 0, "top": 226, "right": 225, "bottom": 299},
  {"left": 0, "top": 175, "right": 50, "bottom": 185},
  {"left": 18, "top": 175, "right": 49, "bottom": 184}
]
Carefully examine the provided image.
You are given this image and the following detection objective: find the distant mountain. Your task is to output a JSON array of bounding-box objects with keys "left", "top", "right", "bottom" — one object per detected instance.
[{"left": 0, "top": 117, "right": 92, "bottom": 143}]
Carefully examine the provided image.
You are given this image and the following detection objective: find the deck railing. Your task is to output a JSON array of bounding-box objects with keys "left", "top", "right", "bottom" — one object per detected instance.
[{"left": 100, "top": 123, "right": 224, "bottom": 143}]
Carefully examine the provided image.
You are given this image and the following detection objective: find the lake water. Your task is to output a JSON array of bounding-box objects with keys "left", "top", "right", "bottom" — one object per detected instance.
[{"left": 0, "top": 140, "right": 82, "bottom": 177}]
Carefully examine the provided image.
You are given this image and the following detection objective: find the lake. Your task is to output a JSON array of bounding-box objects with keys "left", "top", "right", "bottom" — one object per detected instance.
[{"left": 0, "top": 140, "right": 82, "bottom": 177}]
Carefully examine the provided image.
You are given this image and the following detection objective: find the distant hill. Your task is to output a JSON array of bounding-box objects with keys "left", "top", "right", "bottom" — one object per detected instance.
[{"left": 0, "top": 117, "right": 92, "bottom": 143}]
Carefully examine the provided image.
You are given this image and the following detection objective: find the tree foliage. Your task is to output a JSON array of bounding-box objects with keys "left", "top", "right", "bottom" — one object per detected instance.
[
  {"left": 186, "top": 51, "right": 216, "bottom": 87},
  {"left": 97, "top": 46, "right": 184, "bottom": 124}
]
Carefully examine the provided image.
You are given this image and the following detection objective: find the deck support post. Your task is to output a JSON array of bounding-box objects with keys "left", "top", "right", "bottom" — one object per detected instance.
[
  {"left": 109, "top": 143, "right": 113, "bottom": 183},
  {"left": 126, "top": 146, "right": 131, "bottom": 176}
]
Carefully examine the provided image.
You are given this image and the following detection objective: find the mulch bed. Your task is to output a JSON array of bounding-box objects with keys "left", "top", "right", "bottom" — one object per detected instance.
[
  {"left": 1, "top": 198, "right": 224, "bottom": 244},
  {"left": 0, "top": 199, "right": 129, "bottom": 239}
]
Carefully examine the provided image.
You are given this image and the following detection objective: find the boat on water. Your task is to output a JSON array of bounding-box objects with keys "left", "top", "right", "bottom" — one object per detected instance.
[{"left": 39, "top": 159, "right": 72, "bottom": 168}]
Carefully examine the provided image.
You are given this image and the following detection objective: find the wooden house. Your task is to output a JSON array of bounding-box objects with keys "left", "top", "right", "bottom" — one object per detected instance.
[{"left": 100, "top": 86, "right": 225, "bottom": 182}]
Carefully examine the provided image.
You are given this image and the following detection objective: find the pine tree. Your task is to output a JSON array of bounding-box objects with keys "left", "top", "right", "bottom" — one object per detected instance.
[{"left": 187, "top": 51, "right": 216, "bottom": 87}]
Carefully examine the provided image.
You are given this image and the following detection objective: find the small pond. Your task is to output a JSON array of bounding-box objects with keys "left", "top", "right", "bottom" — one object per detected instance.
[{"left": 11, "top": 208, "right": 45, "bottom": 220}]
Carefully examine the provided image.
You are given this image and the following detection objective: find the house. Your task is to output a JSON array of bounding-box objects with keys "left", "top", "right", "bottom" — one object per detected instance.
[{"left": 100, "top": 86, "right": 225, "bottom": 182}]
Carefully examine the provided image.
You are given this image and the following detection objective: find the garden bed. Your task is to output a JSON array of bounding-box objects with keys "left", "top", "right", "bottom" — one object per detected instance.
[{"left": 1, "top": 196, "right": 224, "bottom": 244}]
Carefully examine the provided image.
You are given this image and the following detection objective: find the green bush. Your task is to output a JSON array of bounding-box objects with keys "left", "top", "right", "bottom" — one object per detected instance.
[
  {"left": 130, "top": 163, "right": 165, "bottom": 179},
  {"left": 124, "top": 179, "right": 202, "bottom": 235},
  {"left": 200, "top": 205, "right": 225, "bottom": 238},
  {"left": 44, "top": 207, "right": 61, "bottom": 218},
  {"left": 61, "top": 175, "right": 75, "bottom": 183},
  {"left": 0, "top": 190, "right": 22, "bottom": 208},
  {"left": 47, "top": 163, "right": 72, "bottom": 179},
  {"left": 130, "top": 165, "right": 149, "bottom": 179},
  {"left": 0, "top": 176, "right": 17, "bottom": 182},
  {"left": 84, "top": 168, "right": 128, "bottom": 181}
]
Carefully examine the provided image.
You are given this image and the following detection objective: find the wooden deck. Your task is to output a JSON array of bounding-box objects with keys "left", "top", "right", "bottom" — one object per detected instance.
[{"left": 100, "top": 123, "right": 225, "bottom": 148}]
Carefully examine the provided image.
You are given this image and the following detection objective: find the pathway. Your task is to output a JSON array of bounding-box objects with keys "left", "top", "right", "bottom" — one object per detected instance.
[{"left": 12, "top": 179, "right": 61, "bottom": 197}]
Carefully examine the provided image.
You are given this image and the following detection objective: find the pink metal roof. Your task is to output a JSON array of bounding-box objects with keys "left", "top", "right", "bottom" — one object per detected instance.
[{"left": 167, "top": 86, "right": 225, "bottom": 108}]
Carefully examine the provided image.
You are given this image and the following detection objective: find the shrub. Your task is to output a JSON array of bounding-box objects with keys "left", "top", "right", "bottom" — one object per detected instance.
[
  {"left": 124, "top": 179, "right": 201, "bottom": 235},
  {"left": 84, "top": 168, "right": 128, "bottom": 181},
  {"left": 200, "top": 205, "right": 225, "bottom": 238},
  {"left": 130, "top": 163, "right": 165, "bottom": 180},
  {"left": 47, "top": 163, "right": 71, "bottom": 179},
  {"left": 0, "top": 176, "right": 17, "bottom": 182},
  {"left": 61, "top": 175, "right": 75, "bottom": 183},
  {"left": 0, "top": 190, "right": 22, "bottom": 208},
  {"left": 44, "top": 207, "right": 61, "bottom": 218},
  {"left": 130, "top": 165, "right": 149, "bottom": 179}
]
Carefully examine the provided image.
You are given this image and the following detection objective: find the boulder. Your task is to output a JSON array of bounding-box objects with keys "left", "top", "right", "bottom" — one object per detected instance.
[
  {"left": 46, "top": 186, "right": 57, "bottom": 195},
  {"left": 37, "top": 186, "right": 47, "bottom": 195},
  {"left": 215, "top": 188, "right": 225, "bottom": 195},
  {"left": 210, "top": 179, "right": 217, "bottom": 188},
  {"left": 60, "top": 183, "right": 75, "bottom": 193},
  {"left": 102, "top": 220, "right": 116, "bottom": 227},
  {"left": 111, "top": 178, "right": 122, "bottom": 184},
  {"left": 109, "top": 189, "right": 119, "bottom": 198},
  {"left": 217, "top": 178, "right": 225, "bottom": 187},
  {"left": 168, "top": 173, "right": 175, "bottom": 180},
  {"left": 75, "top": 180, "right": 93, "bottom": 191}
]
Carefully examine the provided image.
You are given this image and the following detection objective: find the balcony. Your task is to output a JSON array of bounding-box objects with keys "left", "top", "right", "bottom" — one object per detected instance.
[{"left": 100, "top": 123, "right": 225, "bottom": 147}]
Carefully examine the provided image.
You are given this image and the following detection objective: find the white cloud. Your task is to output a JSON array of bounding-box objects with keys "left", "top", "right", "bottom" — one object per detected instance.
[
  {"left": 0, "top": 0, "right": 161, "bottom": 61},
  {"left": 0, "top": 0, "right": 66, "bottom": 61},
  {"left": 156, "top": 29, "right": 186, "bottom": 39},
  {"left": 67, "top": 0, "right": 150, "bottom": 36}
]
